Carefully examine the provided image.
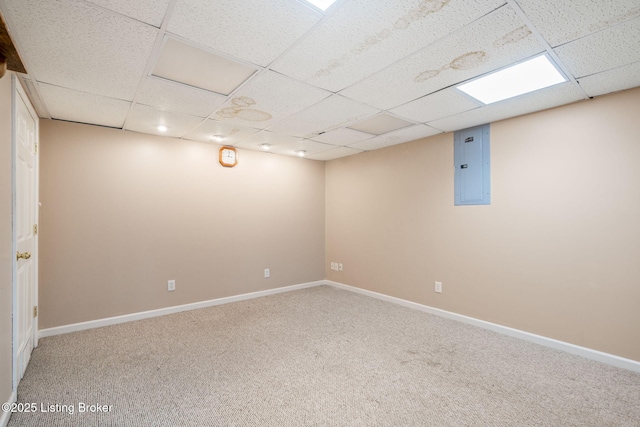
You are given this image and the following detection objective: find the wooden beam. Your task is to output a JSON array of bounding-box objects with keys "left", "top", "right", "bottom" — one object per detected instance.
[{"left": 0, "top": 11, "right": 27, "bottom": 74}]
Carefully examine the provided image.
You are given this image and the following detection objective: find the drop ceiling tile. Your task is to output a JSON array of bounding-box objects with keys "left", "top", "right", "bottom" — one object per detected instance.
[
  {"left": 3, "top": 0, "right": 158, "bottom": 100},
  {"left": 514, "top": 0, "right": 640, "bottom": 46},
  {"left": 390, "top": 88, "right": 480, "bottom": 123},
  {"left": 233, "top": 131, "right": 304, "bottom": 152},
  {"left": 182, "top": 119, "right": 260, "bottom": 145},
  {"left": 39, "top": 84, "right": 131, "bottom": 128},
  {"left": 340, "top": 4, "right": 545, "bottom": 110},
  {"left": 272, "top": 0, "right": 505, "bottom": 92},
  {"left": 578, "top": 61, "right": 640, "bottom": 97},
  {"left": 136, "top": 77, "right": 227, "bottom": 118},
  {"left": 309, "top": 127, "right": 373, "bottom": 145},
  {"left": 347, "top": 114, "right": 415, "bottom": 135},
  {"left": 167, "top": 0, "right": 322, "bottom": 67},
  {"left": 85, "top": 0, "right": 170, "bottom": 26},
  {"left": 554, "top": 17, "right": 640, "bottom": 78},
  {"left": 267, "top": 95, "right": 378, "bottom": 138},
  {"left": 125, "top": 104, "right": 204, "bottom": 138},
  {"left": 348, "top": 124, "right": 441, "bottom": 151},
  {"left": 307, "top": 146, "right": 364, "bottom": 161},
  {"left": 212, "top": 70, "right": 331, "bottom": 129},
  {"left": 153, "top": 38, "right": 258, "bottom": 95},
  {"left": 428, "top": 82, "right": 585, "bottom": 131},
  {"left": 268, "top": 139, "right": 336, "bottom": 158}
]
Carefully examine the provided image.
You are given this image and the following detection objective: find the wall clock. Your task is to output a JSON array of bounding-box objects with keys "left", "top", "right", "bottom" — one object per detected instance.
[{"left": 219, "top": 146, "right": 238, "bottom": 168}]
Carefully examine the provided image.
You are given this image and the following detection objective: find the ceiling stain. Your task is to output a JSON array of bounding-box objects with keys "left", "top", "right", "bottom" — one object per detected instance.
[
  {"left": 587, "top": 6, "right": 640, "bottom": 34},
  {"left": 493, "top": 26, "right": 532, "bottom": 47},
  {"left": 414, "top": 51, "right": 488, "bottom": 82},
  {"left": 314, "top": 0, "right": 451, "bottom": 79},
  {"left": 216, "top": 96, "right": 273, "bottom": 122}
]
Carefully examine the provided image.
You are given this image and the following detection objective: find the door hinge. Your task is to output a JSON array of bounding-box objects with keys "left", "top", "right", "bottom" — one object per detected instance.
[
  {"left": 33, "top": 306, "right": 38, "bottom": 318},
  {"left": 34, "top": 224, "right": 38, "bottom": 235},
  {"left": 34, "top": 143, "right": 38, "bottom": 154}
]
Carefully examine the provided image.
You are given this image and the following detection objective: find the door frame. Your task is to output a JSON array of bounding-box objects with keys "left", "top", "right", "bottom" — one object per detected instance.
[{"left": 12, "top": 74, "right": 39, "bottom": 391}]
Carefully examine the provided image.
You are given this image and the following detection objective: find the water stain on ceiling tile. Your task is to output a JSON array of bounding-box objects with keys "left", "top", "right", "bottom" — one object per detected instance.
[
  {"left": 415, "top": 51, "right": 488, "bottom": 82},
  {"left": 494, "top": 26, "right": 532, "bottom": 48},
  {"left": 315, "top": 0, "right": 452, "bottom": 78},
  {"left": 216, "top": 96, "right": 273, "bottom": 121}
]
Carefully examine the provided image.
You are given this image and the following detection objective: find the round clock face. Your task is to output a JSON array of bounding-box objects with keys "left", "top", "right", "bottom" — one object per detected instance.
[{"left": 219, "top": 146, "right": 238, "bottom": 167}]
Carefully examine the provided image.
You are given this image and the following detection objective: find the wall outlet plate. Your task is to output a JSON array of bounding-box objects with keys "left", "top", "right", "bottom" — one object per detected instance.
[
  {"left": 264, "top": 268, "right": 270, "bottom": 278},
  {"left": 168, "top": 280, "right": 176, "bottom": 292},
  {"left": 435, "top": 281, "right": 442, "bottom": 293}
]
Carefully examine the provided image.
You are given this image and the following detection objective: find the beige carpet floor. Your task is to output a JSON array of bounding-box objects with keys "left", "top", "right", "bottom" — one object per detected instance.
[{"left": 7, "top": 285, "right": 640, "bottom": 426}]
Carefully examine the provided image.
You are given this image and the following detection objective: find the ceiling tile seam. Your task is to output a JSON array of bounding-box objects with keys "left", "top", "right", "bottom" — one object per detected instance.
[
  {"left": 263, "top": 0, "right": 344, "bottom": 76},
  {"left": 505, "top": 0, "right": 590, "bottom": 100},
  {"left": 0, "top": 3, "right": 52, "bottom": 118},
  {"left": 121, "top": 0, "right": 177, "bottom": 131},
  {"left": 574, "top": 58, "right": 640, "bottom": 81},
  {"left": 79, "top": 0, "right": 163, "bottom": 29}
]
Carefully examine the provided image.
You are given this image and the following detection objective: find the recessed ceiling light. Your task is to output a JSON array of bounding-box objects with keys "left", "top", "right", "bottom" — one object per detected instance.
[
  {"left": 296, "top": 150, "right": 306, "bottom": 157},
  {"left": 303, "top": 0, "right": 339, "bottom": 11},
  {"left": 157, "top": 125, "right": 168, "bottom": 132},
  {"left": 456, "top": 54, "right": 567, "bottom": 105},
  {"left": 211, "top": 135, "right": 226, "bottom": 143},
  {"left": 261, "top": 143, "right": 272, "bottom": 150}
]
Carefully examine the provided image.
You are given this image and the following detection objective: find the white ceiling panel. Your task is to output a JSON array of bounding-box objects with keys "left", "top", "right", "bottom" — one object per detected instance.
[
  {"left": 428, "top": 82, "right": 585, "bottom": 131},
  {"left": 125, "top": 104, "right": 204, "bottom": 138},
  {"left": 554, "top": 17, "right": 640, "bottom": 78},
  {"left": 182, "top": 119, "right": 260, "bottom": 145},
  {"left": 514, "top": 0, "right": 640, "bottom": 47},
  {"left": 233, "top": 130, "right": 304, "bottom": 152},
  {"left": 340, "top": 4, "right": 545, "bottom": 110},
  {"left": 212, "top": 70, "right": 331, "bottom": 129},
  {"left": 39, "top": 83, "right": 131, "bottom": 128},
  {"left": 167, "top": 0, "right": 322, "bottom": 67},
  {"left": 85, "top": 0, "right": 170, "bottom": 27},
  {"left": 578, "top": 61, "right": 640, "bottom": 98},
  {"left": 3, "top": 0, "right": 158, "bottom": 101},
  {"left": 309, "top": 127, "right": 373, "bottom": 145},
  {"left": 307, "top": 146, "right": 364, "bottom": 161},
  {"left": 272, "top": 0, "right": 506, "bottom": 92},
  {"left": 136, "top": 77, "right": 227, "bottom": 118},
  {"left": 267, "top": 139, "right": 336, "bottom": 158},
  {"left": 268, "top": 95, "right": 378, "bottom": 138},
  {"left": 390, "top": 88, "right": 480, "bottom": 123},
  {"left": 348, "top": 124, "right": 441, "bottom": 151}
]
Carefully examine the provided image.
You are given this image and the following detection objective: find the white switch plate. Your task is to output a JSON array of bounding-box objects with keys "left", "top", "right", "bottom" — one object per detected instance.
[
  {"left": 264, "top": 268, "right": 270, "bottom": 278},
  {"left": 168, "top": 280, "right": 176, "bottom": 292},
  {"left": 435, "top": 281, "right": 442, "bottom": 293}
]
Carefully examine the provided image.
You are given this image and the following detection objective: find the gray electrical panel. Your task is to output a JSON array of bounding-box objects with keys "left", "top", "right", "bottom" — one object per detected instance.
[{"left": 454, "top": 124, "right": 490, "bottom": 205}]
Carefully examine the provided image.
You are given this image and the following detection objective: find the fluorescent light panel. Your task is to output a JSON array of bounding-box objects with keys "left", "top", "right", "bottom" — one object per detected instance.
[
  {"left": 456, "top": 55, "right": 567, "bottom": 105},
  {"left": 303, "top": 0, "right": 338, "bottom": 11}
]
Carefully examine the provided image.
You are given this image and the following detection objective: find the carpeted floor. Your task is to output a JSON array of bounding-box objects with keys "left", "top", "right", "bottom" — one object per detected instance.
[{"left": 7, "top": 285, "right": 640, "bottom": 426}]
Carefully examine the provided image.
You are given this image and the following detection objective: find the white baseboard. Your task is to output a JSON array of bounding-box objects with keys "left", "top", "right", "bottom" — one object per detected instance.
[
  {"left": 0, "top": 390, "right": 16, "bottom": 427},
  {"left": 37, "top": 278, "right": 640, "bottom": 373},
  {"left": 325, "top": 280, "right": 640, "bottom": 373},
  {"left": 39, "top": 281, "right": 324, "bottom": 339}
]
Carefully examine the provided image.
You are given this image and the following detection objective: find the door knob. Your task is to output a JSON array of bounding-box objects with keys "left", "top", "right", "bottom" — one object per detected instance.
[{"left": 16, "top": 251, "right": 31, "bottom": 260}]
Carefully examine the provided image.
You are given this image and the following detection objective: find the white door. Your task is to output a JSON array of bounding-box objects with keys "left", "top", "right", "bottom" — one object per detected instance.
[{"left": 13, "top": 76, "right": 38, "bottom": 382}]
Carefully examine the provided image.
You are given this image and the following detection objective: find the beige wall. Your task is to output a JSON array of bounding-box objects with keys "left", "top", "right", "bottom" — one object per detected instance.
[
  {"left": 1, "top": 74, "right": 14, "bottom": 410},
  {"left": 326, "top": 87, "right": 640, "bottom": 362},
  {"left": 39, "top": 120, "right": 325, "bottom": 328}
]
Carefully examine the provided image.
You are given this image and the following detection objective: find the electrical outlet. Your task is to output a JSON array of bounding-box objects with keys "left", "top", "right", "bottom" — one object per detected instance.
[
  {"left": 330, "top": 262, "right": 336, "bottom": 270},
  {"left": 168, "top": 280, "right": 176, "bottom": 292},
  {"left": 435, "top": 281, "right": 442, "bottom": 293},
  {"left": 338, "top": 263, "right": 343, "bottom": 271},
  {"left": 264, "top": 268, "right": 270, "bottom": 278}
]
